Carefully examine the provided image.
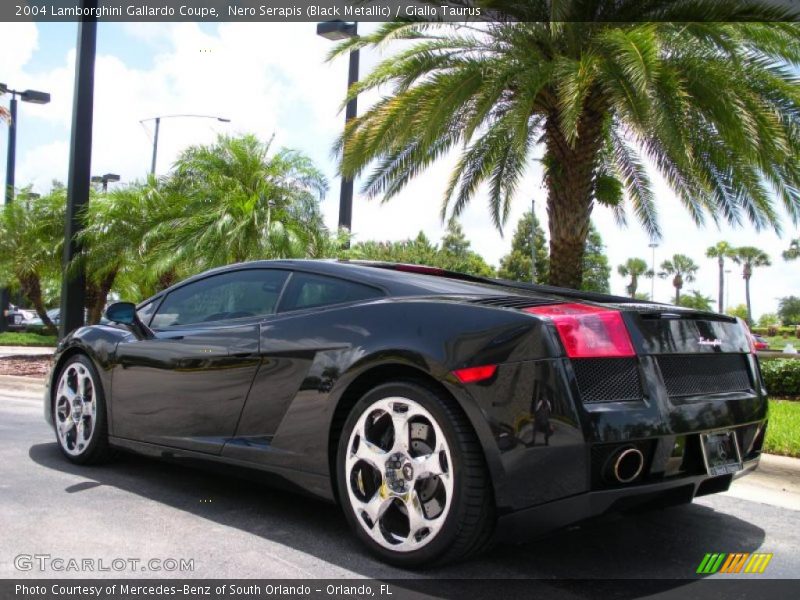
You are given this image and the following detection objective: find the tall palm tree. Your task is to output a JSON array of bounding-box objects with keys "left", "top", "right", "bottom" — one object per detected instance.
[
  {"left": 706, "top": 241, "right": 733, "bottom": 313},
  {"left": 730, "top": 246, "right": 771, "bottom": 324},
  {"left": 157, "top": 134, "right": 329, "bottom": 272},
  {"left": 658, "top": 255, "right": 699, "bottom": 304},
  {"left": 331, "top": 4, "right": 800, "bottom": 288},
  {"left": 617, "top": 258, "right": 651, "bottom": 298}
]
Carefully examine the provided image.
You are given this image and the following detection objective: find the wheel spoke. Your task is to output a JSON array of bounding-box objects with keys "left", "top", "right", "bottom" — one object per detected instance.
[
  {"left": 404, "top": 490, "right": 428, "bottom": 539},
  {"left": 414, "top": 447, "right": 445, "bottom": 478},
  {"left": 75, "top": 419, "right": 86, "bottom": 443},
  {"left": 361, "top": 492, "right": 392, "bottom": 528},
  {"left": 389, "top": 412, "right": 410, "bottom": 454},
  {"left": 57, "top": 417, "right": 74, "bottom": 437}
]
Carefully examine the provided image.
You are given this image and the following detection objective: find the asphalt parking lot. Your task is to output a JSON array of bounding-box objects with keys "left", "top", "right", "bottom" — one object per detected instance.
[{"left": 1, "top": 386, "right": 798, "bottom": 594}]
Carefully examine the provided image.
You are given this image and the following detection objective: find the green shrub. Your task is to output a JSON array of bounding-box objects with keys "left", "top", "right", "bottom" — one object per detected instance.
[
  {"left": 760, "top": 359, "right": 800, "bottom": 398},
  {"left": 752, "top": 326, "right": 797, "bottom": 337}
]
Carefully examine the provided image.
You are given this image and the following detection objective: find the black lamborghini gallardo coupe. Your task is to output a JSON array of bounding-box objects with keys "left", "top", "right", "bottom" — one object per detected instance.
[{"left": 44, "top": 260, "right": 767, "bottom": 566}]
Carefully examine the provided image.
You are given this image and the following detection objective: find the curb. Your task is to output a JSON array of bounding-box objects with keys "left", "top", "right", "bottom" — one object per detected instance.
[{"left": 757, "top": 453, "right": 800, "bottom": 479}]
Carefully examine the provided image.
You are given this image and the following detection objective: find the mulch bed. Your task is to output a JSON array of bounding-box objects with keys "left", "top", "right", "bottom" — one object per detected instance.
[{"left": 0, "top": 356, "right": 52, "bottom": 377}]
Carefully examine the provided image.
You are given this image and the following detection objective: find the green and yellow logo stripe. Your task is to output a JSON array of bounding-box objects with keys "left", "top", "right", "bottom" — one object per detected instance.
[{"left": 696, "top": 552, "right": 773, "bottom": 574}]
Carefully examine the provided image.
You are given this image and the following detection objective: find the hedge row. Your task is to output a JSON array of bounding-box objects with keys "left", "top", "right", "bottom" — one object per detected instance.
[
  {"left": 752, "top": 326, "right": 800, "bottom": 337},
  {"left": 761, "top": 359, "right": 800, "bottom": 398}
]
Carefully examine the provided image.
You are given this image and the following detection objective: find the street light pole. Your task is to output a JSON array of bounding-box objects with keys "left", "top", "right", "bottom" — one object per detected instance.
[
  {"left": 60, "top": 3, "right": 98, "bottom": 338},
  {"left": 317, "top": 21, "right": 360, "bottom": 238},
  {"left": 141, "top": 114, "right": 230, "bottom": 175},
  {"left": 91, "top": 173, "right": 121, "bottom": 192},
  {"left": 151, "top": 116, "right": 160, "bottom": 175},
  {"left": 0, "top": 83, "right": 51, "bottom": 332},
  {"left": 4, "top": 94, "right": 16, "bottom": 206},
  {"left": 648, "top": 242, "right": 659, "bottom": 301}
]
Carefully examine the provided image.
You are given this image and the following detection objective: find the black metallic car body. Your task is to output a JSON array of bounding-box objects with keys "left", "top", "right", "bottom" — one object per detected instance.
[{"left": 43, "top": 260, "right": 768, "bottom": 539}]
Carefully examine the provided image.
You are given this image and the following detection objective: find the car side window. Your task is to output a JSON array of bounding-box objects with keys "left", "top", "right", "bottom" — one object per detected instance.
[
  {"left": 151, "top": 270, "right": 289, "bottom": 329},
  {"left": 277, "top": 273, "right": 383, "bottom": 313},
  {"left": 136, "top": 300, "right": 158, "bottom": 326}
]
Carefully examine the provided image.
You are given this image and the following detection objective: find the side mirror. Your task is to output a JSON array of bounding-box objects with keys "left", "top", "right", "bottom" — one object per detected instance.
[
  {"left": 104, "top": 302, "right": 136, "bottom": 325},
  {"left": 104, "top": 301, "right": 154, "bottom": 340}
]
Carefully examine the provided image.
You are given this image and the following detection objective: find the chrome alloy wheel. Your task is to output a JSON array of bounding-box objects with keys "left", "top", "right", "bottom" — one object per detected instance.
[
  {"left": 345, "top": 396, "right": 454, "bottom": 552},
  {"left": 54, "top": 362, "right": 97, "bottom": 456}
]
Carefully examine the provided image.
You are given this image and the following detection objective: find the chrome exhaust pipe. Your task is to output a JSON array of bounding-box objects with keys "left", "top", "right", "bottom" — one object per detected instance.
[{"left": 611, "top": 447, "right": 644, "bottom": 483}]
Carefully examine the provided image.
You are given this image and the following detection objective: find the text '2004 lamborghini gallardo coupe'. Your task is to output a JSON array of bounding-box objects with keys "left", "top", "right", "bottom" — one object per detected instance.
[{"left": 45, "top": 260, "right": 767, "bottom": 567}]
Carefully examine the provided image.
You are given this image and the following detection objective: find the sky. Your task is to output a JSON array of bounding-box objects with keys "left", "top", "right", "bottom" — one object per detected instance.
[{"left": 0, "top": 21, "right": 798, "bottom": 318}]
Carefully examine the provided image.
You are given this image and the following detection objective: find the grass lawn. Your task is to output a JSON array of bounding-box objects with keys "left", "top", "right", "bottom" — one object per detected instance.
[
  {"left": 765, "top": 399, "right": 800, "bottom": 458},
  {"left": 0, "top": 332, "right": 57, "bottom": 347},
  {"left": 763, "top": 336, "right": 799, "bottom": 352}
]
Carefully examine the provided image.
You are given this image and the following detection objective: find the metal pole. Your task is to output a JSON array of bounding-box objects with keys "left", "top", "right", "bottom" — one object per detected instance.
[
  {"left": 530, "top": 198, "right": 536, "bottom": 283},
  {"left": 0, "top": 96, "right": 16, "bottom": 332},
  {"left": 60, "top": 8, "right": 98, "bottom": 338},
  {"left": 4, "top": 95, "right": 16, "bottom": 205},
  {"left": 150, "top": 116, "right": 160, "bottom": 175},
  {"left": 338, "top": 24, "right": 359, "bottom": 238}
]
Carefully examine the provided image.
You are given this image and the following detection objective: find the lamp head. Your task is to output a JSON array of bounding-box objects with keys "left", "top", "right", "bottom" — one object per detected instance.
[
  {"left": 20, "top": 90, "right": 50, "bottom": 105},
  {"left": 316, "top": 21, "right": 357, "bottom": 41}
]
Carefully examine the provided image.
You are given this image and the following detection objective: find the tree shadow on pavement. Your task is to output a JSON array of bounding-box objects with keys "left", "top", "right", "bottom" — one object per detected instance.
[{"left": 29, "top": 442, "right": 767, "bottom": 599}]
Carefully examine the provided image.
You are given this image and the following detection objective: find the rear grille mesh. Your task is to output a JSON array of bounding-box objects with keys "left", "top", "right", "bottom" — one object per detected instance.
[
  {"left": 469, "top": 295, "right": 555, "bottom": 309},
  {"left": 572, "top": 358, "right": 643, "bottom": 403},
  {"left": 657, "top": 354, "right": 752, "bottom": 399}
]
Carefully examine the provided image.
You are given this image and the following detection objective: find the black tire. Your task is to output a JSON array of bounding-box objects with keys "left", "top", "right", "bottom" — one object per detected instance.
[
  {"left": 52, "top": 354, "right": 114, "bottom": 465},
  {"left": 337, "top": 379, "right": 495, "bottom": 568}
]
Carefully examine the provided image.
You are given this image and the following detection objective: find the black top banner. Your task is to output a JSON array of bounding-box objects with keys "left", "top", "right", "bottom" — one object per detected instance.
[{"left": 3, "top": 0, "right": 800, "bottom": 23}]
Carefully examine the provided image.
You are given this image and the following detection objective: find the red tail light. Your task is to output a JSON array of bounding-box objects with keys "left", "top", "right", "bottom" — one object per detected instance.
[
  {"left": 452, "top": 364, "right": 497, "bottom": 383},
  {"left": 523, "top": 303, "right": 635, "bottom": 358}
]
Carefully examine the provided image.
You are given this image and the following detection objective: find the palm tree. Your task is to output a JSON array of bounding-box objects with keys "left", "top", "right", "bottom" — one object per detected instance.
[
  {"left": 617, "top": 258, "right": 651, "bottom": 297},
  {"left": 0, "top": 189, "right": 65, "bottom": 329},
  {"left": 76, "top": 182, "right": 163, "bottom": 323},
  {"left": 330, "top": 5, "right": 800, "bottom": 289},
  {"left": 730, "top": 246, "right": 771, "bottom": 324},
  {"left": 705, "top": 241, "right": 733, "bottom": 313},
  {"left": 658, "top": 255, "right": 699, "bottom": 304},
  {"left": 157, "top": 134, "right": 329, "bottom": 272},
  {"left": 678, "top": 290, "right": 714, "bottom": 311},
  {"left": 784, "top": 238, "right": 800, "bottom": 261}
]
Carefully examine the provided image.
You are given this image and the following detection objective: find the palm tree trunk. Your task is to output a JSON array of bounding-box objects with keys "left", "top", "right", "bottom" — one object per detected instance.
[
  {"left": 87, "top": 270, "right": 117, "bottom": 324},
  {"left": 18, "top": 272, "right": 55, "bottom": 330},
  {"left": 717, "top": 256, "right": 724, "bottom": 313},
  {"left": 745, "top": 275, "right": 752, "bottom": 324},
  {"left": 543, "top": 107, "right": 605, "bottom": 289},
  {"left": 675, "top": 286, "right": 680, "bottom": 304}
]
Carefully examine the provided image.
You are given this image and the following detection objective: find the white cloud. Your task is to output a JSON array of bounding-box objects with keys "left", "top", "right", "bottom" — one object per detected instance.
[{"left": 0, "top": 21, "right": 38, "bottom": 78}]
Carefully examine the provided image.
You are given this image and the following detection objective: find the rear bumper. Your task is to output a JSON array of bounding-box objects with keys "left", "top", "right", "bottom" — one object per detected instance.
[{"left": 494, "top": 456, "right": 760, "bottom": 542}]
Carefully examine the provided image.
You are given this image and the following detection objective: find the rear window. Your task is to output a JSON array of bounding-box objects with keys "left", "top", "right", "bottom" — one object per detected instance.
[{"left": 278, "top": 273, "right": 383, "bottom": 312}]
